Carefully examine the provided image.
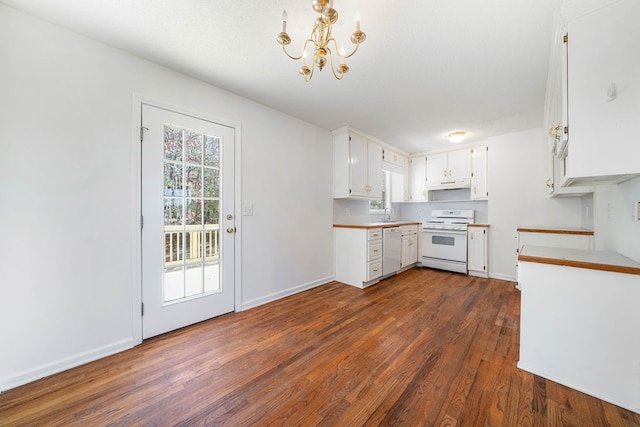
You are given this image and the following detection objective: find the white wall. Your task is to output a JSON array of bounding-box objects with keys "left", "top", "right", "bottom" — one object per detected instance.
[
  {"left": 592, "top": 177, "right": 640, "bottom": 262},
  {"left": 0, "top": 5, "right": 333, "bottom": 391},
  {"left": 486, "top": 129, "right": 584, "bottom": 280}
]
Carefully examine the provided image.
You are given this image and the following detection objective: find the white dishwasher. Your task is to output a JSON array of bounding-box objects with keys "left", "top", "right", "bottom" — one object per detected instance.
[{"left": 382, "top": 227, "right": 402, "bottom": 276}]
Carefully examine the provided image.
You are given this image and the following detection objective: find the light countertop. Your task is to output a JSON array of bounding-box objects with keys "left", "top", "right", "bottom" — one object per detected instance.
[{"left": 518, "top": 245, "right": 640, "bottom": 275}]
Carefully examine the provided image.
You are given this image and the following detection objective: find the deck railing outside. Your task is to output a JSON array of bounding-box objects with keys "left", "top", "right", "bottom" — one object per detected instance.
[{"left": 164, "top": 225, "right": 219, "bottom": 266}]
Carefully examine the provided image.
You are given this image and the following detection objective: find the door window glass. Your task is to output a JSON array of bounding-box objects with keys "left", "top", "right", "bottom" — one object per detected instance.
[{"left": 163, "top": 124, "right": 221, "bottom": 303}]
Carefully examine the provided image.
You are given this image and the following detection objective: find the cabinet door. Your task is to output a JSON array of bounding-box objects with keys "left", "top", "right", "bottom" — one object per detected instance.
[
  {"left": 367, "top": 141, "right": 383, "bottom": 199},
  {"left": 566, "top": 0, "right": 640, "bottom": 181},
  {"left": 467, "top": 228, "right": 487, "bottom": 273},
  {"left": 447, "top": 149, "right": 472, "bottom": 180},
  {"left": 408, "top": 235, "right": 418, "bottom": 264},
  {"left": 383, "top": 148, "right": 405, "bottom": 168},
  {"left": 390, "top": 172, "right": 405, "bottom": 203},
  {"left": 471, "top": 146, "right": 488, "bottom": 200},
  {"left": 349, "top": 133, "right": 369, "bottom": 197},
  {"left": 401, "top": 236, "right": 411, "bottom": 267},
  {"left": 426, "top": 153, "right": 447, "bottom": 186},
  {"left": 409, "top": 156, "right": 427, "bottom": 201}
]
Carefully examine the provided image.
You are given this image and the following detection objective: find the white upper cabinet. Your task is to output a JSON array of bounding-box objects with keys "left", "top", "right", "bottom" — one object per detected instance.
[
  {"left": 409, "top": 155, "right": 427, "bottom": 201},
  {"left": 447, "top": 149, "right": 472, "bottom": 181},
  {"left": 562, "top": 0, "right": 640, "bottom": 186},
  {"left": 471, "top": 146, "right": 488, "bottom": 200},
  {"left": 543, "top": 14, "right": 592, "bottom": 197},
  {"left": 382, "top": 148, "right": 405, "bottom": 169},
  {"left": 333, "top": 127, "right": 383, "bottom": 199},
  {"left": 426, "top": 152, "right": 447, "bottom": 187},
  {"left": 426, "top": 149, "right": 471, "bottom": 189}
]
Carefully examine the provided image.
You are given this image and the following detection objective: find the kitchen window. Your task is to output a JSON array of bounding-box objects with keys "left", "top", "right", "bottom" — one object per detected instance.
[{"left": 369, "top": 171, "right": 390, "bottom": 213}]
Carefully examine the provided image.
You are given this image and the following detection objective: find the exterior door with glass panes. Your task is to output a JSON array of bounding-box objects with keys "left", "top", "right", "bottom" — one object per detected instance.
[{"left": 141, "top": 103, "right": 235, "bottom": 339}]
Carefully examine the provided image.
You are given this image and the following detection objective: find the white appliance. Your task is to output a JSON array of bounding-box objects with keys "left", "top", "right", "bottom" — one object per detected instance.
[
  {"left": 422, "top": 209, "right": 474, "bottom": 273},
  {"left": 428, "top": 178, "right": 471, "bottom": 191},
  {"left": 382, "top": 227, "right": 402, "bottom": 276}
]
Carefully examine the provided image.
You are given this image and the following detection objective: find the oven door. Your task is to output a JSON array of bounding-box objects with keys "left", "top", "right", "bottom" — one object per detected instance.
[{"left": 422, "top": 229, "right": 467, "bottom": 262}]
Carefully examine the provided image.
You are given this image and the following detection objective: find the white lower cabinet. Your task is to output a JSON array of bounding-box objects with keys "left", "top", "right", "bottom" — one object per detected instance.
[
  {"left": 334, "top": 227, "right": 382, "bottom": 288},
  {"left": 467, "top": 225, "right": 488, "bottom": 277},
  {"left": 518, "top": 247, "right": 640, "bottom": 413},
  {"left": 400, "top": 225, "right": 418, "bottom": 268}
]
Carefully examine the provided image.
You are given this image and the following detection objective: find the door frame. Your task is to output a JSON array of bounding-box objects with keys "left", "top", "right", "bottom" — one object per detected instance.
[{"left": 130, "top": 94, "right": 243, "bottom": 345}]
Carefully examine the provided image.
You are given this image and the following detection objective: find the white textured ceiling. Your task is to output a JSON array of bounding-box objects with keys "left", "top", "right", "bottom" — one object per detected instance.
[{"left": 1, "top": 0, "right": 563, "bottom": 154}]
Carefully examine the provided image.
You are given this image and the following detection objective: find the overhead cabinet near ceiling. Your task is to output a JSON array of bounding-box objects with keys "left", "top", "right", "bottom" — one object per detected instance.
[
  {"left": 333, "top": 127, "right": 383, "bottom": 199},
  {"left": 561, "top": 0, "right": 640, "bottom": 186},
  {"left": 426, "top": 149, "right": 472, "bottom": 190}
]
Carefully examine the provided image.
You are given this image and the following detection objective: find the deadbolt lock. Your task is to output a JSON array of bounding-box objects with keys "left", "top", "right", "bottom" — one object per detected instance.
[{"left": 226, "top": 214, "right": 233, "bottom": 220}]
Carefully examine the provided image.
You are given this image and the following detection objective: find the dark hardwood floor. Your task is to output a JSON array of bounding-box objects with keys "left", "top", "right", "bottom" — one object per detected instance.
[{"left": 2, "top": 268, "right": 639, "bottom": 426}]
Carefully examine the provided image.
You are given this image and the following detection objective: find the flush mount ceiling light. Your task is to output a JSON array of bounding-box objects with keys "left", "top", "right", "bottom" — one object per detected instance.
[
  {"left": 276, "top": 0, "right": 366, "bottom": 82},
  {"left": 448, "top": 132, "right": 466, "bottom": 143}
]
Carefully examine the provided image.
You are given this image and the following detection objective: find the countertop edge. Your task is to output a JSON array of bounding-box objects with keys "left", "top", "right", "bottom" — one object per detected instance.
[
  {"left": 334, "top": 221, "right": 422, "bottom": 229},
  {"left": 468, "top": 223, "right": 490, "bottom": 227},
  {"left": 517, "top": 226, "right": 594, "bottom": 236}
]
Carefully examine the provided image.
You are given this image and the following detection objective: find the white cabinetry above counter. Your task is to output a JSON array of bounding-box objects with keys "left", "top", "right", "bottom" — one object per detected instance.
[
  {"left": 426, "top": 149, "right": 472, "bottom": 190},
  {"left": 560, "top": 0, "right": 640, "bottom": 186},
  {"left": 408, "top": 146, "right": 488, "bottom": 202},
  {"left": 333, "top": 127, "right": 383, "bottom": 200}
]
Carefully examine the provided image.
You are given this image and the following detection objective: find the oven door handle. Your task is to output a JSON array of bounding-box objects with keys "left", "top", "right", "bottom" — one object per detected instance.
[{"left": 422, "top": 229, "right": 467, "bottom": 235}]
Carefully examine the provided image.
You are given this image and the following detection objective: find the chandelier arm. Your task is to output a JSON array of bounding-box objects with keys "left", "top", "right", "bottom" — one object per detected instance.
[
  {"left": 304, "top": 63, "right": 315, "bottom": 82},
  {"left": 326, "top": 36, "right": 360, "bottom": 60},
  {"left": 328, "top": 49, "right": 345, "bottom": 80},
  {"left": 342, "top": 42, "right": 361, "bottom": 60},
  {"left": 326, "top": 38, "right": 341, "bottom": 58},
  {"left": 281, "top": 38, "right": 315, "bottom": 61}
]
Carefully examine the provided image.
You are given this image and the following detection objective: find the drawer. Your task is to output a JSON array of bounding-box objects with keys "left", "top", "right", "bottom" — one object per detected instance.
[
  {"left": 368, "top": 260, "right": 382, "bottom": 280},
  {"left": 368, "top": 228, "right": 383, "bottom": 241},
  {"left": 368, "top": 241, "right": 382, "bottom": 261},
  {"left": 400, "top": 225, "right": 418, "bottom": 236}
]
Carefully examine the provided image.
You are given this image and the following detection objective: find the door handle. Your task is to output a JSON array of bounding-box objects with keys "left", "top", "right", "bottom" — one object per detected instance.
[{"left": 226, "top": 227, "right": 236, "bottom": 233}]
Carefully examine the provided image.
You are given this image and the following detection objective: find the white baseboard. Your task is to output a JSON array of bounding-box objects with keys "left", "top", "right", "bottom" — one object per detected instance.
[
  {"left": 488, "top": 272, "right": 517, "bottom": 282},
  {"left": 240, "top": 275, "right": 334, "bottom": 311},
  {"left": 0, "top": 338, "right": 134, "bottom": 393}
]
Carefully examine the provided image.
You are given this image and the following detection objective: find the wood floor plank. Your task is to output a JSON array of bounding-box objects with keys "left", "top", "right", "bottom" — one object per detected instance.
[{"left": 1, "top": 268, "right": 639, "bottom": 426}]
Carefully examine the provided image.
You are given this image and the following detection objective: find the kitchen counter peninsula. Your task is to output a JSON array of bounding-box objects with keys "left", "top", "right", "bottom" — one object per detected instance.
[{"left": 518, "top": 245, "right": 640, "bottom": 413}]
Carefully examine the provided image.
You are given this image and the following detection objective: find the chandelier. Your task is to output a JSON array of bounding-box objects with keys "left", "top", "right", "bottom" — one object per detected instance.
[{"left": 276, "top": 0, "right": 366, "bottom": 82}]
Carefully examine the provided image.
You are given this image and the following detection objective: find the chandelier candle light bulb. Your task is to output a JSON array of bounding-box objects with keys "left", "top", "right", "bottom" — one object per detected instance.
[{"left": 276, "top": 0, "right": 366, "bottom": 82}]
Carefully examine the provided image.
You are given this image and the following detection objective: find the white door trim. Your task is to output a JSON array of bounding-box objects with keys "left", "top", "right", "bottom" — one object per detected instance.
[{"left": 130, "top": 93, "right": 242, "bottom": 345}]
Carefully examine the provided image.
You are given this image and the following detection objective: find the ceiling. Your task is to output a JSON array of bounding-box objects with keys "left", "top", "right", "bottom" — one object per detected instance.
[{"left": 1, "top": 0, "right": 564, "bottom": 154}]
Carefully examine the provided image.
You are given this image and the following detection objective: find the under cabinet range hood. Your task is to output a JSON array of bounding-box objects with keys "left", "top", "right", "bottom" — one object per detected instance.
[{"left": 428, "top": 178, "right": 471, "bottom": 190}]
